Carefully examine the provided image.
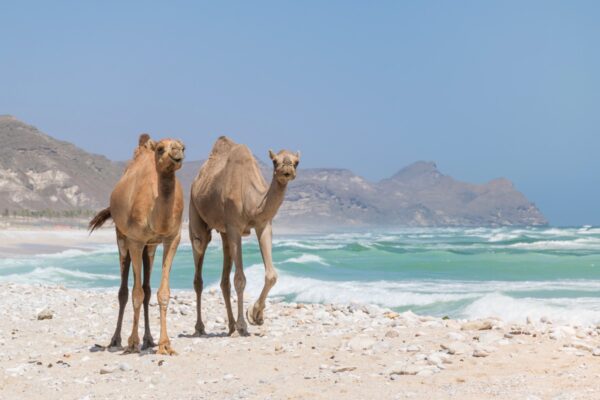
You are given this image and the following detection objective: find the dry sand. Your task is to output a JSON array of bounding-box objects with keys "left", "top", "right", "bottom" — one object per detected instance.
[{"left": 1, "top": 282, "right": 600, "bottom": 400}]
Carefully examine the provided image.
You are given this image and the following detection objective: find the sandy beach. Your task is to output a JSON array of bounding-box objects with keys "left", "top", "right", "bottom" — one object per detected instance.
[{"left": 1, "top": 280, "right": 600, "bottom": 400}]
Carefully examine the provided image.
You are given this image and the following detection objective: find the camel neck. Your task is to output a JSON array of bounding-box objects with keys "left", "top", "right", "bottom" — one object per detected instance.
[
  {"left": 256, "top": 177, "right": 287, "bottom": 222},
  {"left": 152, "top": 170, "right": 177, "bottom": 232}
]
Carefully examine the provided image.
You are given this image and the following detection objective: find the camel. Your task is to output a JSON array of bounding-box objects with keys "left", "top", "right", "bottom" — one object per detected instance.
[
  {"left": 189, "top": 136, "right": 299, "bottom": 336},
  {"left": 89, "top": 134, "right": 185, "bottom": 355}
]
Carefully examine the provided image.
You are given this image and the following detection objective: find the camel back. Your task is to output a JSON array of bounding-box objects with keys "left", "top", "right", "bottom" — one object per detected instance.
[{"left": 195, "top": 136, "right": 267, "bottom": 196}]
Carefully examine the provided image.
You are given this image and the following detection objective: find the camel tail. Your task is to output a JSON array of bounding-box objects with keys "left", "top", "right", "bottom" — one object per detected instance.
[{"left": 88, "top": 207, "right": 112, "bottom": 233}]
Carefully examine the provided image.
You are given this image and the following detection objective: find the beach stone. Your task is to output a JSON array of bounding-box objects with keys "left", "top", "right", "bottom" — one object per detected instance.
[
  {"left": 473, "top": 349, "right": 490, "bottom": 358},
  {"left": 372, "top": 341, "right": 391, "bottom": 354},
  {"left": 441, "top": 341, "right": 471, "bottom": 355},
  {"left": 416, "top": 368, "right": 435, "bottom": 377},
  {"left": 384, "top": 311, "right": 399, "bottom": 319},
  {"left": 592, "top": 348, "right": 600, "bottom": 356},
  {"left": 333, "top": 366, "right": 357, "bottom": 373},
  {"left": 477, "top": 331, "right": 503, "bottom": 345},
  {"left": 119, "top": 363, "right": 132, "bottom": 372},
  {"left": 388, "top": 364, "right": 423, "bottom": 376},
  {"left": 406, "top": 344, "right": 421, "bottom": 352},
  {"left": 385, "top": 330, "right": 399, "bottom": 338},
  {"left": 461, "top": 320, "right": 492, "bottom": 331},
  {"left": 100, "top": 366, "right": 116, "bottom": 374},
  {"left": 347, "top": 335, "right": 376, "bottom": 351},
  {"left": 447, "top": 332, "right": 465, "bottom": 341},
  {"left": 37, "top": 308, "right": 54, "bottom": 320},
  {"left": 567, "top": 341, "right": 594, "bottom": 352}
]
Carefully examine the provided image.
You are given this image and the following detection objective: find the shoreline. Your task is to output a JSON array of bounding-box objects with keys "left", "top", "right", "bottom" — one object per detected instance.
[{"left": 1, "top": 283, "right": 600, "bottom": 399}]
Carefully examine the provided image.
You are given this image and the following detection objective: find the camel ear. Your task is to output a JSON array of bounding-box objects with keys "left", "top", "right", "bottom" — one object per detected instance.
[
  {"left": 146, "top": 139, "right": 156, "bottom": 151},
  {"left": 139, "top": 133, "right": 151, "bottom": 147},
  {"left": 295, "top": 151, "right": 301, "bottom": 160},
  {"left": 268, "top": 149, "right": 276, "bottom": 160}
]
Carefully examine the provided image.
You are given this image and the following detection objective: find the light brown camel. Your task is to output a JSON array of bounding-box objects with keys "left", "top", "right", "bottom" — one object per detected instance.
[
  {"left": 189, "top": 136, "right": 299, "bottom": 336},
  {"left": 89, "top": 134, "right": 185, "bottom": 355}
]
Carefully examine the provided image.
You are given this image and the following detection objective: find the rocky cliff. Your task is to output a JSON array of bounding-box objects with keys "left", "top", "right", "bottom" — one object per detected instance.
[{"left": 0, "top": 117, "right": 547, "bottom": 226}]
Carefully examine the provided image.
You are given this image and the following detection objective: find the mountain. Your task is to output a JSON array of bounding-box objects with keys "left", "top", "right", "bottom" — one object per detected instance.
[
  {"left": 0, "top": 117, "right": 547, "bottom": 226},
  {"left": 0, "top": 115, "right": 122, "bottom": 213}
]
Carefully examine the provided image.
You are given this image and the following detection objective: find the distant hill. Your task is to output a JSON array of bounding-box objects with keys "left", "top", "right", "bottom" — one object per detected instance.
[
  {"left": 0, "top": 115, "right": 122, "bottom": 214},
  {"left": 0, "top": 116, "right": 547, "bottom": 226}
]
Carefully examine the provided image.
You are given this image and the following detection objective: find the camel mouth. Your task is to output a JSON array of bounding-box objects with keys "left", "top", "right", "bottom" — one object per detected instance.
[
  {"left": 169, "top": 155, "right": 183, "bottom": 164},
  {"left": 283, "top": 173, "right": 291, "bottom": 178}
]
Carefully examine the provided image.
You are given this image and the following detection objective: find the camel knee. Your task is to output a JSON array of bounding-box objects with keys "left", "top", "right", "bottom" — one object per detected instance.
[
  {"left": 142, "top": 284, "right": 151, "bottom": 303},
  {"left": 157, "top": 288, "right": 170, "bottom": 308},
  {"left": 265, "top": 271, "right": 278, "bottom": 288},
  {"left": 194, "top": 274, "right": 203, "bottom": 293},
  {"left": 220, "top": 276, "right": 230, "bottom": 292},
  {"left": 234, "top": 272, "right": 246, "bottom": 293},
  {"left": 118, "top": 285, "right": 129, "bottom": 306},
  {"left": 192, "top": 235, "right": 210, "bottom": 254},
  {"left": 132, "top": 286, "right": 144, "bottom": 308}
]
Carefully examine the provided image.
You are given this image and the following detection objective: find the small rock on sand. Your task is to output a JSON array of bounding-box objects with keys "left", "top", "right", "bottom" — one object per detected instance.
[
  {"left": 441, "top": 341, "right": 471, "bottom": 355},
  {"left": 347, "top": 335, "right": 376, "bottom": 351},
  {"left": 99, "top": 366, "right": 115, "bottom": 374},
  {"left": 37, "top": 308, "right": 53, "bottom": 320},
  {"left": 461, "top": 320, "right": 492, "bottom": 331}
]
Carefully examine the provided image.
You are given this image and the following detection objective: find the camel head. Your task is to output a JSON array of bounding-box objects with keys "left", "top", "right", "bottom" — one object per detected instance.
[
  {"left": 153, "top": 139, "right": 185, "bottom": 173},
  {"left": 268, "top": 149, "right": 300, "bottom": 185}
]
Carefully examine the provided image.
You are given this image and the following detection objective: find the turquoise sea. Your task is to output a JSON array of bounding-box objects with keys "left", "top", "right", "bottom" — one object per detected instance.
[{"left": 2, "top": 226, "right": 600, "bottom": 325}]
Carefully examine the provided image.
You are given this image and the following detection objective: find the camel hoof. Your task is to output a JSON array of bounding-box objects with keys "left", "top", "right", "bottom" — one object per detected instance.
[
  {"left": 247, "top": 305, "right": 264, "bottom": 326},
  {"left": 157, "top": 344, "right": 178, "bottom": 356},
  {"left": 141, "top": 338, "right": 156, "bottom": 350},
  {"left": 194, "top": 323, "right": 206, "bottom": 337},
  {"left": 108, "top": 337, "right": 122, "bottom": 349},
  {"left": 122, "top": 345, "right": 140, "bottom": 354}
]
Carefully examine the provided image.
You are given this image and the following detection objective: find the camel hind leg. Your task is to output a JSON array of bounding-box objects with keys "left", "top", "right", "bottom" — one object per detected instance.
[
  {"left": 220, "top": 232, "right": 235, "bottom": 335},
  {"left": 109, "top": 229, "right": 130, "bottom": 349},
  {"left": 142, "top": 244, "right": 158, "bottom": 350},
  {"left": 226, "top": 229, "right": 248, "bottom": 336},
  {"left": 189, "top": 206, "right": 211, "bottom": 336}
]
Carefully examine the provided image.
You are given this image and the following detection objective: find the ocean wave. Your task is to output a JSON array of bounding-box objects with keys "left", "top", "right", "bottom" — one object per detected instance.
[
  {"left": 272, "top": 240, "right": 344, "bottom": 250},
  {"left": 281, "top": 254, "right": 330, "bottom": 266},
  {"left": 508, "top": 238, "right": 600, "bottom": 250},
  {"left": 462, "top": 293, "right": 600, "bottom": 325},
  {"left": 0, "top": 267, "right": 120, "bottom": 285},
  {"left": 231, "top": 267, "right": 480, "bottom": 307}
]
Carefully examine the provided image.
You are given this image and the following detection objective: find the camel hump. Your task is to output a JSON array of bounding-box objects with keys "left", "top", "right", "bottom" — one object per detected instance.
[{"left": 210, "top": 136, "right": 238, "bottom": 157}]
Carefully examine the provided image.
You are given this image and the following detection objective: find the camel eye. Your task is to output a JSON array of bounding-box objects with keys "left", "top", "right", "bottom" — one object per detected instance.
[{"left": 157, "top": 146, "right": 165, "bottom": 154}]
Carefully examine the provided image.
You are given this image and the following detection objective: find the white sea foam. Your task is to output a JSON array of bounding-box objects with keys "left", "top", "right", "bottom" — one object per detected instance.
[
  {"left": 272, "top": 240, "right": 344, "bottom": 250},
  {"left": 281, "top": 254, "right": 329, "bottom": 266},
  {"left": 0, "top": 267, "right": 119, "bottom": 285},
  {"left": 462, "top": 293, "right": 600, "bottom": 326},
  {"left": 232, "top": 268, "right": 480, "bottom": 307},
  {"left": 509, "top": 238, "right": 600, "bottom": 250}
]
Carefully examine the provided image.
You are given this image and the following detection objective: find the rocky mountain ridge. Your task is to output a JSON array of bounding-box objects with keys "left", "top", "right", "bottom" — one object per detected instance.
[{"left": 0, "top": 116, "right": 547, "bottom": 227}]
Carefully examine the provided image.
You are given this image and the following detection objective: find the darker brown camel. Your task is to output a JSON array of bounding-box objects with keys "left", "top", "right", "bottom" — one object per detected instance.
[
  {"left": 89, "top": 134, "right": 185, "bottom": 355},
  {"left": 189, "top": 136, "right": 299, "bottom": 336}
]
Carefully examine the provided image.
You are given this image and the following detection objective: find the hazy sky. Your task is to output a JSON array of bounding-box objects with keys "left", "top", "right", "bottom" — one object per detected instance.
[{"left": 1, "top": 1, "right": 599, "bottom": 226}]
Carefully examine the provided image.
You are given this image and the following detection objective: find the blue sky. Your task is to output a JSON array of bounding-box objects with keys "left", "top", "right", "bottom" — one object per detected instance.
[{"left": 1, "top": 1, "right": 599, "bottom": 226}]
